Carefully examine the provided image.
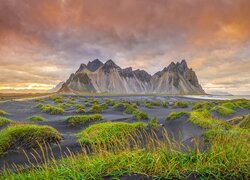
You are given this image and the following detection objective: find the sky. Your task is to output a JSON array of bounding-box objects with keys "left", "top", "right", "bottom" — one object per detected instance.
[{"left": 0, "top": 0, "right": 250, "bottom": 95}]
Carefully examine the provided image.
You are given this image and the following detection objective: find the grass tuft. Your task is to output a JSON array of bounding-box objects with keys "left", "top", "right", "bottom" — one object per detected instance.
[
  {"left": 0, "top": 124, "right": 61, "bottom": 156},
  {"left": 0, "top": 109, "right": 9, "bottom": 115},
  {"left": 0, "top": 117, "right": 11, "bottom": 127},
  {"left": 66, "top": 114, "right": 102, "bottom": 126},
  {"left": 165, "top": 111, "right": 189, "bottom": 121},
  {"left": 28, "top": 115, "right": 46, "bottom": 122},
  {"left": 76, "top": 121, "right": 146, "bottom": 144},
  {"left": 173, "top": 101, "right": 188, "bottom": 108}
]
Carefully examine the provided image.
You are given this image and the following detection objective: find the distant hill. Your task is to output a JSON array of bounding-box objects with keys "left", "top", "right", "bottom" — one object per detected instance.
[{"left": 59, "top": 59, "right": 205, "bottom": 95}]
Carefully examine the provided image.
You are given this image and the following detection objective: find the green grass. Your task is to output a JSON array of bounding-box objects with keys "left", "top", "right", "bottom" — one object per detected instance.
[
  {"left": 40, "top": 104, "right": 65, "bottom": 115},
  {"left": 132, "top": 110, "right": 148, "bottom": 120},
  {"left": 28, "top": 115, "right": 46, "bottom": 122},
  {"left": 227, "top": 114, "right": 250, "bottom": 129},
  {"left": 74, "top": 104, "right": 86, "bottom": 113},
  {"left": 57, "top": 103, "right": 71, "bottom": 109},
  {"left": 66, "top": 114, "right": 103, "bottom": 126},
  {"left": 145, "top": 102, "right": 152, "bottom": 108},
  {"left": 151, "top": 101, "right": 160, "bottom": 106},
  {"left": 2, "top": 123, "right": 249, "bottom": 179},
  {"left": 90, "top": 104, "right": 103, "bottom": 113},
  {"left": 0, "top": 117, "right": 11, "bottom": 127},
  {"left": 173, "top": 101, "right": 188, "bottom": 108},
  {"left": 0, "top": 109, "right": 9, "bottom": 115},
  {"left": 100, "top": 103, "right": 108, "bottom": 110},
  {"left": 0, "top": 124, "right": 61, "bottom": 156},
  {"left": 165, "top": 111, "right": 189, "bottom": 121},
  {"left": 162, "top": 101, "right": 168, "bottom": 108},
  {"left": 192, "top": 101, "right": 216, "bottom": 110},
  {"left": 189, "top": 109, "right": 232, "bottom": 129},
  {"left": 106, "top": 99, "right": 116, "bottom": 106},
  {"left": 148, "top": 117, "right": 159, "bottom": 128},
  {"left": 211, "top": 105, "right": 235, "bottom": 116},
  {"left": 76, "top": 121, "right": 146, "bottom": 145},
  {"left": 124, "top": 104, "right": 138, "bottom": 114},
  {"left": 50, "top": 95, "right": 63, "bottom": 103}
]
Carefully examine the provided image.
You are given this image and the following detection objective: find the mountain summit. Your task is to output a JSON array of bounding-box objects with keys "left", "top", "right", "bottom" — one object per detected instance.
[{"left": 59, "top": 59, "right": 205, "bottom": 94}]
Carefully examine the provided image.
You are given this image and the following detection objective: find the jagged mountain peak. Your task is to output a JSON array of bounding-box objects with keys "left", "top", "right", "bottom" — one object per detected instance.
[
  {"left": 87, "top": 59, "right": 103, "bottom": 72},
  {"left": 101, "top": 59, "right": 121, "bottom": 73},
  {"left": 76, "top": 63, "right": 87, "bottom": 73}
]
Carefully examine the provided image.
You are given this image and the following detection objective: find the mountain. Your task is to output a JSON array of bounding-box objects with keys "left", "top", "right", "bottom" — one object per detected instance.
[
  {"left": 48, "top": 82, "right": 64, "bottom": 92},
  {"left": 59, "top": 59, "right": 205, "bottom": 94}
]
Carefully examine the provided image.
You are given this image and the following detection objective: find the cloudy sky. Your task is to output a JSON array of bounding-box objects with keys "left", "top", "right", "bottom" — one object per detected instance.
[{"left": 0, "top": 0, "right": 250, "bottom": 94}]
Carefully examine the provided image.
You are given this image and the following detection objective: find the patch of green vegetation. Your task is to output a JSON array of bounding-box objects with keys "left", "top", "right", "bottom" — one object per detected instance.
[
  {"left": 66, "top": 114, "right": 103, "bottom": 126},
  {"left": 0, "top": 109, "right": 9, "bottom": 116},
  {"left": 106, "top": 99, "right": 116, "bottom": 106},
  {"left": 148, "top": 117, "right": 159, "bottom": 128},
  {"left": 100, "top": 103, "right": 108, "bottom": 110},
  {"left": 173, "top": 101, "right": 188, "bottom": 108},
  {"left": 90, "top": 104, "right": 103, "bottom": 113},
  {"left": 132, "top": 110, "right": 148, "bottom": 120},
  {"left": 35, "top": 103, "right": 44, "bottom": 109},
  {"left": 162, "top": 101, "right": 168, "bottom": 108},
  {"left": 192, "top": 101, "right": 216, "bottom": 110},
  {"left": 93, "top": 99, "right": 99, "bottom": 104},
  {"left": 0, "top": 124, "right": 61, "bottom": 156},
  {"left": 227, "top": 114, "right": 250, "bottom": 129},
  {"left": 189, "top": 109, "right": 232, "bottom": 129},
  {"left": 124, "top": 104, "right": 138, "bottom": 114},
  {"left": 50, "top": 95, "right": 64, "bottom": 103},
  {"left": 74, "top": 104, "right": 86, "bottom": 113},
  {"left": 145, "top": 102, "right": 152, "bottom": 108},
  {"left": 76, "top": 122, "right": 146, "bottom": 144},
  {"left": 151, "top": 101, "right": 160, "bottom": 106},
  {"left": 113, "top": 103, "right": 126, "bottom": 111},
  {"left": 165, "top": 111, "right": 189, "bottom": 121},
  {"left": 211, "top": 105, "right": 235, "bottom": 116},
  {"left": 28, "top": 115, "right": 46, "bottom": 122},
  {"left": 40, "top": 104, "right": 65, "bottom": 115},
  {"left": 0, "top": 117, "right": 11, "bottom": 127},
  {"left": 57, "top": 103, "right": 71, "bottom": 109}
]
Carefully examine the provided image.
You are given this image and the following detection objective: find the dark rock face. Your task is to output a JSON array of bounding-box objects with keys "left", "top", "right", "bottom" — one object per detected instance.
[
  {"left": 59, "top": 59, "right": 205, "bottom": 94},
  {"left": 87, "top": 59, "right": 103, "bottom": 72}
]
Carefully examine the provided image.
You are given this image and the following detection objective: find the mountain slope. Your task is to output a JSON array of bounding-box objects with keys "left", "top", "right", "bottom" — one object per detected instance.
[{"left": 59, "top": 59, "right": 205, "bottom": 94}]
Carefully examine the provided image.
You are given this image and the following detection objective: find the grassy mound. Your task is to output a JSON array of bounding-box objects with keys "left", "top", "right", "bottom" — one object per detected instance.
[
  {"left": 173, "top": 101, "right": 188, "bottom": 108},
  {"left": 211, "top": 105, "right": 235, "bottom": 116},
  {"left": 227, "top": 114, "right": 250, "bottom": 129},
  {"left": 0, "top": 117, "right": 11, "bottom": 127},
  {"left": 50, "top": 95, "right": 63, "bottom": 103},
  {"left": 165, "top": 111, "right": 189, "bottom": 121},
  {"left": 0, "top": 109, "right": 9, "bottom": 115},
  {"left": 192, "top": 101, "right": 216, "bottom": 110},
  {"left": 145, "top": 102, "right": 152, "bottom": 108},
  {"left": 124, "top": 104, "right": 138, "bottom": 114},
  {"left": 76, "top": 122, "right": 146, "bottom": 144},
  {"left": 0, "top": 124, "right": 61, "bottom": 156},
  {"left": 132, "top": 110, "right": 148, "bottom": 120},
  {"left": 90, "top": 104, "right": 103, "bottom": 113},
  {"left": 74, "top": 104, "right": 86, "bottom": 113},
  {"left": 189, "top": 109, "right": 232, "bottom": 129},
  {"left": 37, "top": 104, "right": 64, "bottom": 115},
  {"left": 148, "top": 117, "right": 159, "bottom": 128},
  {"left": 28, "top": 115, "right": 46, "bottom": 122},
  {"left": 66, "top": 114, "right": 102, "bottom": 126}
]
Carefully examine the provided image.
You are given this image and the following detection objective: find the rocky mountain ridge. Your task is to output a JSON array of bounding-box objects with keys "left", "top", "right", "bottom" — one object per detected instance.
[{"left": 59, "top": 59, "right": 205, "bottom": 94}]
